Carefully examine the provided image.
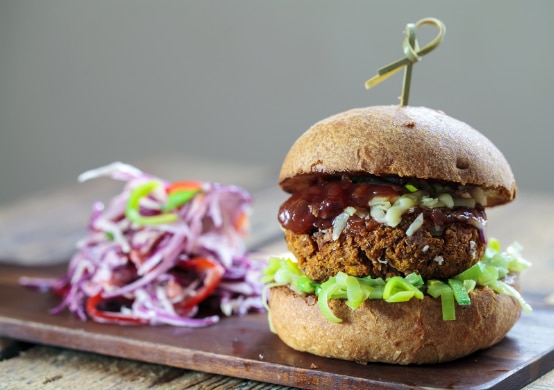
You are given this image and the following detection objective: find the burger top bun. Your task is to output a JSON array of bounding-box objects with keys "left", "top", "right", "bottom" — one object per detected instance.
[{"left": 279, "top": 105, "right": 516, "bottom": 207}]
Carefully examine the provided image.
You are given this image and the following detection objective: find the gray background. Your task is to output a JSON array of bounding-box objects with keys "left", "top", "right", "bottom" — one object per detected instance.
[{"left": 1, "top": 1, "right": 553, "bottom": 206}]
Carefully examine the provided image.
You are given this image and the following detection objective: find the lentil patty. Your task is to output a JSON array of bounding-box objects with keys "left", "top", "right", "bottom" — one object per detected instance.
[{"left": 284, "top": 211, "right": 486, "bottom": 282}]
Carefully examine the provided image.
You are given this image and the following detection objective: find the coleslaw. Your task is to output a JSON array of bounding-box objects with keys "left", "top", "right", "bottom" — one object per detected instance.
[{"left": 20, "top": 162, "right": 265, "bottom": 327}]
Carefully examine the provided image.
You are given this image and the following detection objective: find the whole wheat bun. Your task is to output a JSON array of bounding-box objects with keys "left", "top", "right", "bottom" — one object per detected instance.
[
  {"left": 269, "top": 284, "right": 521, "bottom": 365},
  {"left": 279, "top": 105, "right": 516, "bottom": 206}
]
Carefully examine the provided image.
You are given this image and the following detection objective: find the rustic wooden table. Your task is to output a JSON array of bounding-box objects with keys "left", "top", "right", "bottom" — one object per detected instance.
[{"left": 0, "top": 157, "right": 553, "bottom": 389}]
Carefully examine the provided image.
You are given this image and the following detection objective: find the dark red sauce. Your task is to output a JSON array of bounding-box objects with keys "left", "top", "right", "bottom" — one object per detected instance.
[
  {"left": 278, "top": 179, "right": 401, "bottom": 233},
  {"left": 278, "top": 178, "right": 487, "bottom": 237},
  {"left": 426, "top": 206, "right": 485, "bottom": 227}
]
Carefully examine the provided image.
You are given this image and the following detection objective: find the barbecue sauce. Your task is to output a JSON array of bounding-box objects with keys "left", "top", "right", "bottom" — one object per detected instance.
[
  {"left": 278, "top": 179, "right": 400, "bottom": 233},
  {"left": 278, "top": 178, "right": 487, "bottom": 236}
]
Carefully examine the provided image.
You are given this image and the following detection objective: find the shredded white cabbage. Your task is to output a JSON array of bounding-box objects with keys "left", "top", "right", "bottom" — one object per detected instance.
[
  {"left": 332, "top": 206, "right": 356, "bottom": 240},
  {"left": 405, "top": 213, "right": 424, "bottom": 236}
]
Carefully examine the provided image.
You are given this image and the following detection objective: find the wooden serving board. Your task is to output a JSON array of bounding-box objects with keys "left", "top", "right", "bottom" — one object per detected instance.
[{"left": 1, "top": 263, "right": 553, "bottom": 390}]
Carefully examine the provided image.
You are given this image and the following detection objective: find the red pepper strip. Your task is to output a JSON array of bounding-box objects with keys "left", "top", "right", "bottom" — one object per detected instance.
[
  {"left": 175, "top": 257, "right": 225, "bottom": 310},
  {"left": 86, "top": 292, "right": 147, "bottom": 324},
  {"left": 163, "top": 181, "right": 203, "bottom": 212},
  {"left": 166, "top": 180, "right": 203, "bottom": 194}
]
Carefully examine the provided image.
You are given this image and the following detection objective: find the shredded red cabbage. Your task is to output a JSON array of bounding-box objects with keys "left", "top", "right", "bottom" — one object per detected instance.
[{"left": 20, "top": 162, "right": 265, "bottom": 327}]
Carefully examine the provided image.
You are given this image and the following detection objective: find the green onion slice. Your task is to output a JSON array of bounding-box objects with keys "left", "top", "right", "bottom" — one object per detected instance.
[
  {"left": 448, "top": 278, "right": 471, "bottom": 306},
  {"left": 126, "top": 180, "right": 178, "bottom": 225},
  {"left": 262, "top": 239, "right": 532, "bottom": 322},
  {"left": 440, "top": 289, "right": 456, "bottom": 321}
]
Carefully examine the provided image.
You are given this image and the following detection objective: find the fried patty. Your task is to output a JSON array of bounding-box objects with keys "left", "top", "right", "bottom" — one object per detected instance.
[{"left": 284, "top": 211, "right": 486, "bottom": 282}]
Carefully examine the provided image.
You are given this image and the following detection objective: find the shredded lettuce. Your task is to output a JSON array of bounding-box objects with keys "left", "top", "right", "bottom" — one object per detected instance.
[{"left": 263, "top": 238, "right": 531, "bottom": 322}]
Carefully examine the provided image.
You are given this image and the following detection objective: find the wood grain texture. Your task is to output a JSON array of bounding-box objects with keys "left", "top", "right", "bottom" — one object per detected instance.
[{"left": 1, "top": 345, "right": 296, "bottom": 390}]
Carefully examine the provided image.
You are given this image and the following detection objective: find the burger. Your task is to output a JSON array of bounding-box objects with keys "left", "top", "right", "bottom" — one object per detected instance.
[{"left": 263, "top": 105, "right": 531, "bottom": 364}]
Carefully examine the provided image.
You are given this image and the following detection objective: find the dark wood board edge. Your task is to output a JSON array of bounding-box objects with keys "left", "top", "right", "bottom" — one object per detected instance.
[{"left": 0, "top": 313, "right": 394, "bottom": 389}]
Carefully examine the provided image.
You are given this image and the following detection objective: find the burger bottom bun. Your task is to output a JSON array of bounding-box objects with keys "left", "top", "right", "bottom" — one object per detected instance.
[{"left": 269, "top": 284, "right": 521, "bottom": 365}]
